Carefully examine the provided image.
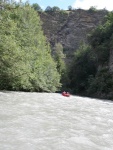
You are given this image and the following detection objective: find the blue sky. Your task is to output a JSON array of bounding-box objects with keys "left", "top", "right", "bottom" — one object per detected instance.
[
  {"left": 28, "top": 0, "right": 113, "bottom": 11},
  {"left": 29, "top": 0, "right": 75, "bottom": 10}
]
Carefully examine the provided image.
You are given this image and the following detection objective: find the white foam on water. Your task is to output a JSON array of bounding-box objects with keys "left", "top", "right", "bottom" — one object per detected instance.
[{"left": 0, "top": 91, "right": 113, "bottom": 150}]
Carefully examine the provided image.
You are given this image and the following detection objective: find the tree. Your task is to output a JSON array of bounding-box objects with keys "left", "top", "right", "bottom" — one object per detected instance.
[
  {"left": 53, "top": 43, "right": 68, "bottom": 91},
  {"left": 88, "top": 6, "right": 97, "bottom": 12},
  {"left": 0, "top": 4, "right": 61, "bottom": 92},
  {"left": 32, "top": 3, "right": 42, "bottom": 12},
  {"left": 52, "top": 6, "right": 60, "bottom": 12},
  {"left": 53, "top": 43, "right": 65, "bottom": 75},
  {"left": 68, "top": 5, "right": 72, "bottom": 10},
  {"left": 45, "top": 6, "right": 52, "bottom": 12},
  {"left": 69, "top": 43, "right": 97, "bottom": 94}
]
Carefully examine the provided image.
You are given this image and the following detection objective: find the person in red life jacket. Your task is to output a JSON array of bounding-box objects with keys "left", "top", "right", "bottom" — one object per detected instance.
[{"left": 62, "top": 91, "right": 70, "bottom": 97}]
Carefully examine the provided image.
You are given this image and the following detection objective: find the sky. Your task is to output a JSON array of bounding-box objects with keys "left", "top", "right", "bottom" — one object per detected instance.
[{"left": 28, "top": 0, "right": 113, "bottom": 11}]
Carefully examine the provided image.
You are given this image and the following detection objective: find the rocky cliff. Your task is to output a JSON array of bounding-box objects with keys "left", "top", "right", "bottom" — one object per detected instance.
[{"left": 39, "top": 9, "right": 108, "bottom": 61}]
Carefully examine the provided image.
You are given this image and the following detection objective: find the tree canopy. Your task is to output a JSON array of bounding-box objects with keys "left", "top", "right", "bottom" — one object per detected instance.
[
  {"left": 0, "top": 3, "right": 61, "bottom": 92},
  {"left": 32, "top": 3, "right": 42, "bottom": 12}
]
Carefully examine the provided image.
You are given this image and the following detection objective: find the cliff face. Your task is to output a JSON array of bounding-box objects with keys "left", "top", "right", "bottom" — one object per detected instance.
[{"left": 39, "top": 9, "right": 108, "bottom": 61}]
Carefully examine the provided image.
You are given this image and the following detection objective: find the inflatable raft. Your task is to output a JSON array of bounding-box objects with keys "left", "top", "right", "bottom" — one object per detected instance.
[{"left": 62, "top": 92, "right": 70, "bottom": 97}]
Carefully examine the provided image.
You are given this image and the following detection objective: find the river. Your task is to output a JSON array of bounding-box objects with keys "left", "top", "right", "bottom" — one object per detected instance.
[{"left": 0, "top": 91, "right": 113, "bottom": 150}]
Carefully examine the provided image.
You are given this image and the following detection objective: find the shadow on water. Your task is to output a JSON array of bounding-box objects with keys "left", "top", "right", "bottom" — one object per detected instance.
[
  {"left": 0, "top": 90, "right": 113, "bottom": 103},
  {"left": 0, "top": 90, "right": 14, "bottom": 93}
]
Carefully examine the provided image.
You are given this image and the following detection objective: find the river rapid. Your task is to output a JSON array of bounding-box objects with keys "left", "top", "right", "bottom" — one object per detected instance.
[{"left": 0, "top": 91, "right": 113, "bottom": 150}]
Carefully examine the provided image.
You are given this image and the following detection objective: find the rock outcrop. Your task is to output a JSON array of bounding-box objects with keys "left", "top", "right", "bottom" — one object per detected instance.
[{"left": 39, "top": 9, "right": 108, "bottom": 62}]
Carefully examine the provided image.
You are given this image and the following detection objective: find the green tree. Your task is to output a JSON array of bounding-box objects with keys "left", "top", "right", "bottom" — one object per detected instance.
[
  {"left": 45, "top": 6, "right": 52, "bottom": 12},
  {"left": 52, "top": 6, "right": 60, "bottom": 12},
  {"left": 88, "top": 6, "right": 97, "bottom": 12},
  {"left": 69, "top": 44, "right": 97, "bottom": 94},
  {"left": 53, "top": 43, "right": 68, "bottom": 91},
  {"left": 32, "top": 3, "right": 42, "bottom": 12},
  {"left": 87, "top": 68, "right": 113, "bottom": 99},
  {"left": 53, "top": 43, "right": 65, "bottom": 75},
  {"left": 0, "top": 4, "right": 61, "bottom": 92}
]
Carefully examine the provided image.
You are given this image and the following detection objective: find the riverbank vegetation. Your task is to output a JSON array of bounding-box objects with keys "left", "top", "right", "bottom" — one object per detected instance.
[
  {"left": 0, "top": 2, "right": 61, "bottom": 92},
  {"left": 68, "top": 12, "right": 113, "bottom": 100}
]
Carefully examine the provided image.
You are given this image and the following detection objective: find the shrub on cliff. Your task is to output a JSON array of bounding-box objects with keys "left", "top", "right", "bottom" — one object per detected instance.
[{"left": 87, "top": 68, "right": 113, "bottom": 99}]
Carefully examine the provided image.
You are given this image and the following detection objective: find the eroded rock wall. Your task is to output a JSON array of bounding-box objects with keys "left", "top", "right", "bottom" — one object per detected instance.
[{"left": 39, "top": 9, "right": 108, "bottom": 62}]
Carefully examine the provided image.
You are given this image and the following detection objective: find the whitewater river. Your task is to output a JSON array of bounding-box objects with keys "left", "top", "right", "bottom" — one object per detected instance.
[{"left": 0, "top": 91, "right": 113, "bottom": 150}]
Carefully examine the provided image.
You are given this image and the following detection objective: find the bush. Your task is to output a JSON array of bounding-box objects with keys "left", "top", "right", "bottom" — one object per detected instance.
[{"left": 88, "top": 68, "right": 113, "bottom": 96}]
